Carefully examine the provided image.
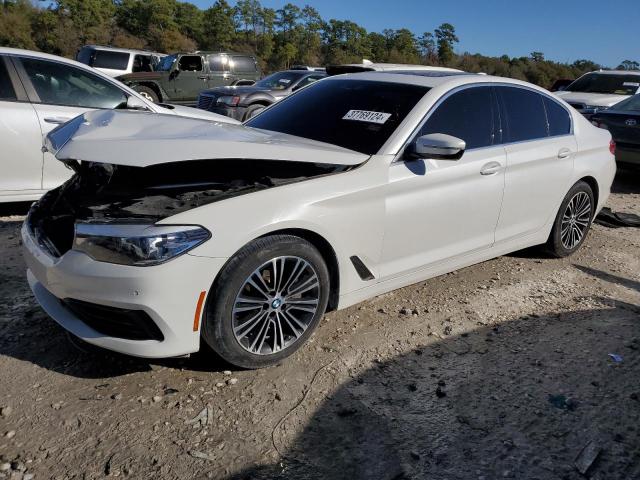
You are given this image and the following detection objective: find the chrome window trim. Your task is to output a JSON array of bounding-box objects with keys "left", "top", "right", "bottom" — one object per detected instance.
[{"left": 392, "top": 81, "right": 575, "bottom": 163}]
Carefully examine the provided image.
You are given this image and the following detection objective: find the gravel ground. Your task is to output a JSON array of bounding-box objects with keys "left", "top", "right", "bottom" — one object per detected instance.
[{"left": 0, "top": 169, "right": 639, "bottom": 480}]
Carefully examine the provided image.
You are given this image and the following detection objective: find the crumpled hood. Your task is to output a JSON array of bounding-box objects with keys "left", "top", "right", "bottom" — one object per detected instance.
[
  {"left": 157, "top": 103, "right": 241, "bottom": 123},
  {"left": 555, "top": 91, "right": 630, "bottom": 107},
  {"left": 46, "top": 110, "right": 369, "bottom": 167},
  {"left": 200, "top": 85, "right": 271, "bottom": 96}
]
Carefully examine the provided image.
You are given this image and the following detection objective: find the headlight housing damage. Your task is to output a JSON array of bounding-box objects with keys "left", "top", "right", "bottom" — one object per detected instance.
[{"left": 74, "top": 223, "right": 210, "bottom": 266}]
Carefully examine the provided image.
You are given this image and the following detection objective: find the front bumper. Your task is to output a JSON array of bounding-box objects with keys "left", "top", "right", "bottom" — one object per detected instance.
[{"left": 22, "top": 223, "right": 227, "bottom": 358}]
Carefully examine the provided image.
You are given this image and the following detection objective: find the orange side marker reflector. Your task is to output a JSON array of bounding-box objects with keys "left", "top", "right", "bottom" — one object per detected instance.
[{"left": 193, "top": 291, "right": 207, "bottom": 332}]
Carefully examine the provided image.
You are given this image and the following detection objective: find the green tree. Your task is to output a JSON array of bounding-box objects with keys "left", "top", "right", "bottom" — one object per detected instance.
[
  {"left": 530, "top": 51, "right": 545, "bottom": 62},
  {"left": 201, "top": 0, "right": 236, "bottom": 50},
  {"left": 435, "top": 22, "right": 458, "bottom": 65},
  {"left": 618, "top": 59, "right": 640, "bottom": 70}
]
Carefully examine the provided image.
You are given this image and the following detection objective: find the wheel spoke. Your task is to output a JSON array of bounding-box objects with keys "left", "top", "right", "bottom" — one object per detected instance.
[{"left": 235, "top": 310, "right": 268, "bottom": 339}]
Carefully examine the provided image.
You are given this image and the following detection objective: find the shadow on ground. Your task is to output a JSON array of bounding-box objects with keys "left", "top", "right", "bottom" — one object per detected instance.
[
  {"left": 611, "top": 166, "right": 640, "bottom": 195},
  {"left": 225, "top": 298, "right": 640, "bottom": 480}
]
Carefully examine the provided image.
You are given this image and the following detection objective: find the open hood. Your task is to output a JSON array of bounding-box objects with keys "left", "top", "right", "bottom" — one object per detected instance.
[{"left": 46, "top": 110, "right": 369, "bottom": 167}]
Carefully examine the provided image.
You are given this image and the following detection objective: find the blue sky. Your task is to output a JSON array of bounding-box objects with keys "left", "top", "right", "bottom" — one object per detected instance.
[{"left": 190, "top": 0, "right": 639, "bottom": 67}]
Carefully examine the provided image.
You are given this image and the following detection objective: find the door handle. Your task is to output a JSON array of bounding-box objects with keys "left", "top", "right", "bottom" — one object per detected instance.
[
  {"left": 557, "top": 148, "right": 573, "bottom": 159},
  {"left": 480, "top": 161, "right": 502, "bottom": 176},
  {"left": 197, "top": 75, "right": 208, "bottom": 80},
  {"left": 44, "top": 117, "right": 71, "bottom": 125}
]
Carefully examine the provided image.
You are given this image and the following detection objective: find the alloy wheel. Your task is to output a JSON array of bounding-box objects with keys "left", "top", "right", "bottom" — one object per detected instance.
[
  {"left": 560, "top": 191, "right": 592, "bottom": 250},
  {"left": 232, "top": 256, "right": 320, "bottom": 355}
]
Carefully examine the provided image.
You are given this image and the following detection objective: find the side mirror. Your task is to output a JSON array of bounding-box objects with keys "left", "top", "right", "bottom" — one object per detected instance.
[
  {"left": 126, "top": 95, "right": 151, "bottom": 111},
  {"left": 408, "top": 133, "right": 466, "bottom": 160}
]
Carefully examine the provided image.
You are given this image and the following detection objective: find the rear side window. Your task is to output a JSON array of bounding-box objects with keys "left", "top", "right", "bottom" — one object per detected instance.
[
  {"left": 0, "top": 59, "right": 17, "bottom": 101},
  {"left": 544, "top": 97, "right": 571, "bottom": 136},
  {"left": 498, "top": 87, "right": 548, "bottom": 142},
  {"left": 132, "top": 54, "right": 152, "bottom": 72},
  {"left": 91, "top": 50, "right": 130, "bottom": 71},
  {"left": 208, "top": 55, "right": 229, "bottom": 72},
  {"left": 231, "top": 56, "right": 257, "bottom": 73},
  {"left": 420, "top": 86, "right": 495, "bottom": 150}
]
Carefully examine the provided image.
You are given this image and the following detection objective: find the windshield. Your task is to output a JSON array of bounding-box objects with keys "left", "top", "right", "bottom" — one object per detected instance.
[
  {"left": 255, "top": 71, "right": 306, "bottom": 90},
  {"left": 157, "top": 55, "right": 177, "bottom": 72},
  {"left": 612, "top": 94, "right": 640, "bottom": 112},
  {"left": 566, "top": 73, "right": 640, "bottom": 95},
  {"left": 246, "top": 79, "right": 429, "bottom": 155}
]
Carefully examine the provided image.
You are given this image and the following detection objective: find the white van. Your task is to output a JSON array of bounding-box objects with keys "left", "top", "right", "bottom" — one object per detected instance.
[{"left": 76, "top": 45, "right": 165, "bottom": 78}]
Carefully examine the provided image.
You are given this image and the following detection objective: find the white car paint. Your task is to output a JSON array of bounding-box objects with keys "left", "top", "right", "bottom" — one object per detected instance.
[
  {"left": 23, "top": 72, "right": 616, "bottom": 360},
  {"left": 0, "top": 47, "right": 238, "bottom": 203},
  {"left": 76, "top": 45, "right": 166, "bottom": 78},
  {"left": 556, "top": 70, "right": 640, "bottom": 110}
]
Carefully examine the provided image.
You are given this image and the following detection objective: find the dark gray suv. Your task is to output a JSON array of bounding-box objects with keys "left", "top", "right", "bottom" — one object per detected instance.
[{"left": 196, "top": 69, "right": 326, "bottom": 121}]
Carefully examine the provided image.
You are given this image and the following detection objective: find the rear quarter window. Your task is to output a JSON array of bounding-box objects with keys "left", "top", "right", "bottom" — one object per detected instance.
[
  {"left": 498, "top": 86, "right": 548, "bottom": 142},
  {"left": 91, "top": 50, "right": 130, "bottom": 71},
  {"left": 231, "top": 56, "right": 257, "bottom": 73},
  {"left": 544, "top": 97, "right": 571, "bottom": 136}
]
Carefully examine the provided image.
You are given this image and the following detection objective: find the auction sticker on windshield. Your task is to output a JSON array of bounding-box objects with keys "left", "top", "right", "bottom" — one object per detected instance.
[{"left": 343, "top": 110, "right": 392, "bottom": 124}]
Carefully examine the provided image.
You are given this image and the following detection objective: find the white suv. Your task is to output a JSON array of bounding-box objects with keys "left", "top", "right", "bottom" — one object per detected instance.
[
  {"left": 76, "top": 45, "right": 165, "bottom": 78},
  {"left": 556, "top": 70, "right": 640, "bottom": 117}
]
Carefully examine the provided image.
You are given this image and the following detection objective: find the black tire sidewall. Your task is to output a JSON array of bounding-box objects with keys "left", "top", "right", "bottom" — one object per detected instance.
[
  {"left": 134, "top": 85, "right": 159, "bottom": 103},
  {"left": 202, "top": 235, "right": 330, "bottom": 369},
  {"left": 244, "top": 104, "right": 266, "bottom": 121},
  {"left": 548, "top": 181, "right": 595, "bottom": 257}
]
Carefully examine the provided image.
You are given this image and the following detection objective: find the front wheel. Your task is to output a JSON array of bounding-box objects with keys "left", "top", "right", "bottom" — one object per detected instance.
[
  {"left": 546, "top": 180, "right": 595, "bottom": 257},
  {"left": 201, "top": 235, "right": 330, "bottom": 369},
  {"left": 243, "top": 103, "right": 266, "bottom": 121}
]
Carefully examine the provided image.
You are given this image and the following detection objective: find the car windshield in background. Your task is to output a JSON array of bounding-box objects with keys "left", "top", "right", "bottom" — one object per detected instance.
[
  {"left": 566, "top": 73, "right": 640, "bottom": 95},
  {"left": 612, "top": 94, "right": 640, "bottom": 112},
  {"left": 255, "top": 71, "right": 306, "bottom": 90},
  {"left": 246, "top": 79, "right": 429, "bottom": 154},
  {"left": 157, "top": 55, "right": 177, "bottom": 71}
]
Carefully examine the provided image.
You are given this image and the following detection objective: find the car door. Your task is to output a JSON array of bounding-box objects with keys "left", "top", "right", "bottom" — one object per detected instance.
[
  {"left": 206, "top": 54, "right": 233, "bottom": 89},
  {"left": 493, "top": 86, "right": 576, "bottom": 243},
  {"left": 13, "top": 56, "right": 128, "bottom": 191},
  {"left": 380, "top": 86, "right": 506, "bottom": 279},
  {"left": 171, "top": 55, "right": 208, "bottom": 103},
  {"left": 0, "top": 56, "right": 44, "bottom": 198}
]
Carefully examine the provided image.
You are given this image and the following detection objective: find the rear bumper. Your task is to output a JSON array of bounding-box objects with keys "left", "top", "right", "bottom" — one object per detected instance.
[
  {"left": 616, "top": 144, "right": 640, "bottom": 166},
  {"left": 22, "top": 223, "right": 227, "bottom": 358}
]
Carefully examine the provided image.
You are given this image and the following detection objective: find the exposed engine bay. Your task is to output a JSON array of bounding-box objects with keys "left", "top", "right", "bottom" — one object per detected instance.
[{"left": 28, "top": 158, "right": 354, "bottom": 257}]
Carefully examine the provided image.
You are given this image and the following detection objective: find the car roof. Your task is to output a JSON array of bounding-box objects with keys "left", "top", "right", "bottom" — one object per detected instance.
[
  {"left": 79, "top": 45, "right": 163, "bottom": 56},
  {"left": 585, "top": 70, "right": 640, "bottom": 76},
  {"left": 325, "top": 70, "right": 555, "bottom": 93}
]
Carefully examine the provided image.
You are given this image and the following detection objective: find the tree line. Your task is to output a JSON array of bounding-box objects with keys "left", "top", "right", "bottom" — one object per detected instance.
[{"left": 1, "top": 0, "right": 638, "bottom": 88}]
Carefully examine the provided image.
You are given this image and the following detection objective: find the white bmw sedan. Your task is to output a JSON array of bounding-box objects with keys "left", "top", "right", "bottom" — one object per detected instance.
[{"left": 23, "top": 71, "right": 616, "bottom": 368}]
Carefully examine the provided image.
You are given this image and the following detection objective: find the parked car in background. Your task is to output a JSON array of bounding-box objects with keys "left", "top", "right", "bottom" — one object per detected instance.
[
  {"left": 549, "top": 78, "right": 574, "bottom": 92},
  {"left": 116, "top": 52, "right": 261, "bottom": 106},
  {"left": 591, "top": 94, "right": 640, "bottom": 166},
  {"left": 197, "top": 69, "right": 327, "bottom": 121},
  {"left": 556, "top": 70, "right": 640, "bottom": 118},
  {"left": 0, "top": 47, "right": 237, "bottom": 203},
  {"left": 24, "top": 71, "right": 614, "bottom": 368},
  {"left": 76, "top": 45, "right": 165, "bottom": 78}
]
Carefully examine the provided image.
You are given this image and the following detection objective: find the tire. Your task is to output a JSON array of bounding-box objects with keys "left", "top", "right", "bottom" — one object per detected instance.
[
  {"left": 134, "top": 85, "right": 159, "bottom": 103},
  {"left": 244, "top": 103, "right": 267, "bottom": 121},
  {"left": 545, "top": 180, "right": 595, "bottom": 257},
  {"left": 201, "top": 235, "right": 330, "bottom": 369}
]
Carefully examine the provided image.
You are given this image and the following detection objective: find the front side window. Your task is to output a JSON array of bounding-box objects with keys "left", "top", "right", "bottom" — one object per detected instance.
[
  {"left": 0, "top": 59, "right": 17, "bottom": 101},
  {"left": 178, "top": 55, "right": 202, "bottom": 72},
  {"left": 21, "top": 58, "right": 127, "bottom": 109},
  {"left": 566, "top": 73, "right": 640, "bottom": 95},
  {"left": 420, "top": 87, "right": 495, "bottom": 150},
  {"left": 498, "top": 87, "right": 548, "bottom": 142},
  {"left": 544, "top": 97, "right": 571, "bottom": 136},
  {"left": 91, "top": 50, "right": 130, "bottom": 71},
  {"left": 247, "top": 79, "right": 429, "bottom": 155},
  {"left": 255, "top": 71, "right": 306, "bottom": 90},
  {"left": 157, "top": 55, "right": 177, "bottom": 71}
]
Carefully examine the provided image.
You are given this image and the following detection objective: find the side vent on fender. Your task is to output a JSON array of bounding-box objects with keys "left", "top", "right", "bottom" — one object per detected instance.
[{"left": 350, "top": 256, "right": 375, "bottom": 281}]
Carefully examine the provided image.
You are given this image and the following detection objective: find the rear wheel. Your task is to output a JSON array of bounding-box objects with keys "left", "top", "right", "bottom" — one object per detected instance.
[
  {"left": 201, "top": 235, "right": 330, "bottom": 369},
  {"left": 546, "top": 180, "right": 595, "bottom": 257},
  {"left": 134, "top": 85, "right": 159, "bottom": 103}
]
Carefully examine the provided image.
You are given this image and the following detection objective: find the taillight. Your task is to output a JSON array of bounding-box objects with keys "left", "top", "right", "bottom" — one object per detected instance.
[{"left": 609, "top": 140, "right": 616, "bottom": 155}]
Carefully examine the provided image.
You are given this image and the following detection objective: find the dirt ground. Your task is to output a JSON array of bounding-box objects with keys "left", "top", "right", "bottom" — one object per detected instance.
[{"left": 1, "top": 169, "right": 639, "bottom": 480}]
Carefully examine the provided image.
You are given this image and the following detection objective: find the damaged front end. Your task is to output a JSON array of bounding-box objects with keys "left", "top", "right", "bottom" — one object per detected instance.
[{"left": 27, "top": 157, "right": 353, "bottom": 261}]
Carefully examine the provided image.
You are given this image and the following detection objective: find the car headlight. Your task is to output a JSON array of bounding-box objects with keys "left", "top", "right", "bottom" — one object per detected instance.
[
  {"left": 216, "top": 95, "right": 240, "bottom": 106},
  {"left": 73, "top": 223, "right": 210, "bottom": 266}
]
